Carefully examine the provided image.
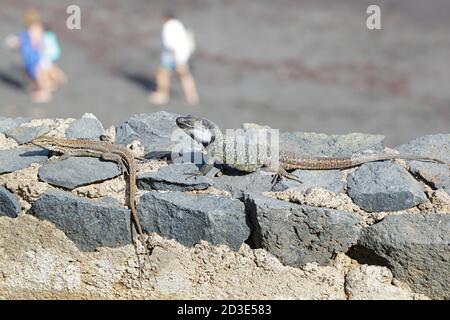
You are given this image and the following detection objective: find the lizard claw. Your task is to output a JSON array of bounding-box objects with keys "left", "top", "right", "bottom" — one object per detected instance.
[{"left": 270, "top": 167, "right": 303, "bottom": 190}]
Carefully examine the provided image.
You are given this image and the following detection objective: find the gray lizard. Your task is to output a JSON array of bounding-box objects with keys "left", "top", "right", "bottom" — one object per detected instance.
[{"left": 175, "top": 115, "right": 446, "bottom": 183}]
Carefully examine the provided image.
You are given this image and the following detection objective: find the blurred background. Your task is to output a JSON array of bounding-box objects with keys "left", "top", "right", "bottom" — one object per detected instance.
[{"left": 0, "top": 0, "right": 449, "bottom": 145}]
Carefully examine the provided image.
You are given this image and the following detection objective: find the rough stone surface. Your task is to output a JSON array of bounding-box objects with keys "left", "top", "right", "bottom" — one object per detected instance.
[
  {"left": 276, "top": 169, "right": 346, "bottom": 193},
  {"left": 38, "top": 157, "right": 121, "bottom": 189},
  {"left": 355, "top": 214, "right": 450, "bottom": 299},
  {"left": 137, "top": 191, "right": 249, "bottom": 251},
  {"left": 396, "top": 134, "right": 450, "bottom": 163},
  {"left": 5, "top": 125, "right": 50, "bottom": 144},
  {"left": 0, "top": 187, "right": 21, "bottom": 218},
  {"left": 409, "top": 161, "right": 450, "bottom": 194},
  {"left": 29, "top": 189, "right": 131, "bottom": 251},
  {"left": 211, "top": 168, "right": 344, "bottom": 198},
  {"left": 267, "top": 188, "right": 360, "bottom": 214},
  {"left": 347, "top": 162, "right": 427, "bottom": 212},
  {"left": 0, "top": 146, "right": 49, "bottom": 174},
  {"left": 212, "top": 169, "right": 280, "bottom": 198},
  {"left": 345, "top": 265, "right": 428, "bottom": 300},
  {"left": 0, "top": 164, "right": 50, "bottom": 212},
  {"left": 1, "top": 215, "right": 424, "bottom": 300},
  {"left": 116, "top": 111, "right": 202, "bottom": 159},
  {"left": 137, "top": 163, "right": 212, "bottom": 192},
  {"left": 66, "top": 114, "right": 105, "bottom": 140},
  {"left": 0, "top": 117, "right": 29, "bottom": 134},
  {"left": 245, "top": 193, "right": 362, "bottom": 267},
  {"left": 280, "top": 132, "right": 385, "bottom": 156}
]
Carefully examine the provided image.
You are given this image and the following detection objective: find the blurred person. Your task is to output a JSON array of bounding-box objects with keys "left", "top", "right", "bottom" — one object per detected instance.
[
  {"left": 4, "top": 9, "right": 53, "bottom": 103},
  {"left": 149, "top": 11, "right": 199, "bottom": 106},
  {"left": 40, "top": 24, "right": 67, "bottom": 90}
]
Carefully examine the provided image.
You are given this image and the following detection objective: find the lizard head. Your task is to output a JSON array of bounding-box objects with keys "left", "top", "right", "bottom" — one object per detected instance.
[
  {"left": 176, "top": 115, "right": 219, "bottom": 148},
  {"left": 30, "top": 136, "right": 67, "bottom": 152}
]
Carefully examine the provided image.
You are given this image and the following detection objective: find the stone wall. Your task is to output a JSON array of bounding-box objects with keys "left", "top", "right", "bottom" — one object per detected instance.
[{"left": 0, "top": 112, "right": 448, "bottom": 299}]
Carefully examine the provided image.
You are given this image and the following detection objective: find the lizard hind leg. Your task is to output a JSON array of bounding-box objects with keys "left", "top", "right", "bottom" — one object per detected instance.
[
  {"left": 270, "top": 166, "right": 303, "bottom": 190},
  {"left": 101, "top": 153, "right": 129, "bottom": 175}
]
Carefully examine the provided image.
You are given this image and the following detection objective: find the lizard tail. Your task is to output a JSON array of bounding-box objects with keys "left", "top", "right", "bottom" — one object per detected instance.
[
  {"left": 352, "top": 154, "right": 446, "bottom": 167},
  {"left": 280, "top": 152, "right": 445, "bottom": 170}
]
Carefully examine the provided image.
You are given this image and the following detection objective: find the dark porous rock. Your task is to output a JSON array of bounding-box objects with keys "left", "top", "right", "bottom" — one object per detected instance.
[
  {"left": 408, "top": 161, "right": 450, "bottom": 194},
  {"left": 6, "top": 125, "right": 50, "bottom": 144},
  {"left": 115, "top": 111, "right": 202, "bottom": 159},
  {"left": 347, "top": 162, "right": 427, "bottom": 212},
  {"left": 275, "top": 169, "right": 346, "bottom": 193},
  {"left": 0, "top": 187, "right": 21, "bottom": 218},
  {"left": 66, "top": 115, "right": 105, "bottom": 140},
  {"left": 0, "top": 116, "right": 30, "bottom": 134},
  {"left": 245, "top": 193, "right": 362, "bottom": 267},
  {"left": 182, "top": 166, "right": 344, "bottom": 198},
  {"left": 0, "top": 147, "right": 49, "bottom": 174},
  {"left": 396, "top": 134, "right": 450, "bottom": 163},
  {"left": 212, "top": 169, "right": 280, "bottom": 198},
  {"left": 38, "top": 157, "right": 121, "bottom": 189},
  {"left": 137, "top": 191, "right": 249, "bottom": 250},
  {"left": 137, "top": 163, "right": 212, "bottom": 191},
  {"left": 354, "top": 214, "right": 450, "bottom": 300},
  {"left": 280, "top": 132, "right": 385, "bottom": 157},
  {"left": 29, "top": 189, "right": 131, "bottom": 251}
]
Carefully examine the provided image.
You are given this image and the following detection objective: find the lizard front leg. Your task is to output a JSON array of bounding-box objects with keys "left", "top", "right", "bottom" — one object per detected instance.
[{"left": 184, "top": 163, "right": 214, "bottom": 179}]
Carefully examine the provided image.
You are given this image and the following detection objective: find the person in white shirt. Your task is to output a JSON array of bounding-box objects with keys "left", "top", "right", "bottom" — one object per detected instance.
[{"left": 149, "top": 11, "right": 199, "bottom": 106}]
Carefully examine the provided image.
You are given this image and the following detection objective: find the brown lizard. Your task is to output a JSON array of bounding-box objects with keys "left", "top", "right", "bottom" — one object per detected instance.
[{"left": 31, "top": 137, "right": 147, "bottom": 252}]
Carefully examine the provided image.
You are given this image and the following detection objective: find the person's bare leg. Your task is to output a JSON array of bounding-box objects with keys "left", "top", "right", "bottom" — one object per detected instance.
[
  {"left": 49, "top": 64, "right": 68, "bottom": 88},
  {"left": 149, "top": 66, "right": 171, "bottom": 105},
  {"left": 32, "top": 67, "right": 52, "bottom": 103},
  {"left": 178, "top": 65, "right": 199, "bottom": 105}
]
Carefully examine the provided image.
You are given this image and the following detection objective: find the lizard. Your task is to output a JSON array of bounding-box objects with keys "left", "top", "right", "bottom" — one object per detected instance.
[
  {"left": 30, "top": 137, "right": 148, "bottom": 254},
  {"left": 175, "top": 115, "right": 447, "bottom": 183}
]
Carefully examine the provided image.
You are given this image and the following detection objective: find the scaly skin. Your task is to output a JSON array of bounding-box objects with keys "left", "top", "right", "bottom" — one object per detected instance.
[
  {"left": 176, "top": 115, "right": 446, "bottom": 179},
  {"left": 280, "top": 152, "right": 445, "bottom": 170}
]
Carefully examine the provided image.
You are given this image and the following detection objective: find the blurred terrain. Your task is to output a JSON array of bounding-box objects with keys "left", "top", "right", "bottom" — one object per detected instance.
[{"left": 0, "top": 0, "right": 449, "bottom": 145}]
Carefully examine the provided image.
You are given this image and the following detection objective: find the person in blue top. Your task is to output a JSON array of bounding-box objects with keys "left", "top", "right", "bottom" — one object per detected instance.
[{"left": 4, "top": 10, "right": 57, "bottom": 103}]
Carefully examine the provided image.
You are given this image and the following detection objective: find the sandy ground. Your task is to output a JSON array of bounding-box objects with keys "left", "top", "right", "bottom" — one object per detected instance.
[{"left": 0, "top": 0, "right": 449, "bottom": 145}]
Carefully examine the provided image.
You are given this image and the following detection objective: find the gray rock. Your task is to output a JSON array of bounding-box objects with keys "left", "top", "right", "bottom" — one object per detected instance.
[
  {"left": 38, "top": 157, "right": 121, "bottom": 189},
  {"left": 0, "top": 147, "right": 49, "bottom": 174},
  {"left": 396, "top": 134, "right": 450, "bottom": 163},
  {"left": 115, "top": 111, "right": 202, "bottom": 159},
  {"left": 355, "top": 214, "right": 450, "bottom": 299},
  {"left": 137, "top": 191, "right": 249, "bottom": 250},
  {"left": 347, "top": 162, "right": 427, "bottom": 212},
  {"left": 137, "top": 163, "right": 212, "bottom": 191},
  {"left": 408, "top": 161, "right": 450, "bottom": 193},
  {"left": 6, "top": 125, "right": 50, "bottom": 144},
  {"left": 276, "top": 169, "right": 346, "bottom": 193},
  {"left": 245, "top": 193, "right": 362, "bottom": 267},
  {"left": 29, "top": 189, "right": 131, "bottom": 251},
  {"left": 212, "top": 169, "right": 279, "bottom": 198},
  {"left": 66, "top": 115, "right": 105, "bottom": 140},
  {"left": 172, "top": 166, "right": 344, "bottom": 198},
  {"left": 280, "top": 132, "right": 385, "bottom": 157},
  {"left": 0, "top": 117, "right": 30, "bottom": 134},
  {"left": 0, "top": 187, "right": 21, "bottom": 218}
]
